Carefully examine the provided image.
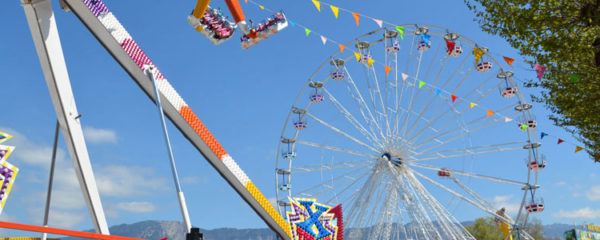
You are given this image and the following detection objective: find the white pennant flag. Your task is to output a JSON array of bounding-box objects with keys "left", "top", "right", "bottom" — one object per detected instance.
[
  {"left": 504, "top": 117, "right": 512, "bottom": 122},
  {"left": 401, "top": 73, "right": 409, "bottom": 81},
  {"left": 373, "top": 18, "right": 383, "bottom": 28},
  {"left": 320, "top": 35, "right": 328, "bottom": 45}
]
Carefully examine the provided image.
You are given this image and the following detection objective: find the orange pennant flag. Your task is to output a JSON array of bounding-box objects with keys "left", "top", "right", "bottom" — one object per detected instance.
[
  {"left": 352, "top": 12, "right": 360, "bottom": 26},
  {"left": 486, "top": 110, "right": 494, "bottom": 117},
  {"left": 385, "top": 65, "right": 392, "bottom": 75},
  {"left": 244, "top": 0, "right": 248, "bottom": 2},
  {"left": 575, "top": 146, "right": 584, "bottom": 153},
  {"left": 503, "top": 56, "right": 515, "bottom": 66},
  {"left": 339, "top": 44, "right": 346, "bottom": 53}
]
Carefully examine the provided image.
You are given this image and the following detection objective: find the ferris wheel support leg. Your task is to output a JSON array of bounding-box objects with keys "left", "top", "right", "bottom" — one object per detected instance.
[{"left": 20, "top": 0, "right": 110, "bottom": 234}]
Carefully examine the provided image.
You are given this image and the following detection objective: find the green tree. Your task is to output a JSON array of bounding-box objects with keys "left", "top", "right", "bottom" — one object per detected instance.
[
  {"left": 464, "top": 0, "right": 600, "bottom": 163},
  {"left": 465, "top": 217, "right": 504, "bottom": 240}
]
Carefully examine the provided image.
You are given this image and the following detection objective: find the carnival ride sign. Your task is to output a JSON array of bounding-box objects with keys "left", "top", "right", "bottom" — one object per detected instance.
[
  {"left": 0, "top": 131, "right": 18, "bottom": 215},
  {"left": 286, "top": 198, "right": 343, "bottom": 240}
]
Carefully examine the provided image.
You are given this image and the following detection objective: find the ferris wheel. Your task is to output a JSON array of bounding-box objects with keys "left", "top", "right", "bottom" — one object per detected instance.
[{"left": 275, "top": 25, "right": 544, "bottom": 240}]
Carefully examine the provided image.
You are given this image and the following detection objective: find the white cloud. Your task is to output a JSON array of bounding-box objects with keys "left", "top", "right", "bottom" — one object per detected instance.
[
  {"left": 492, "top": 195, "right": 521, "bottom": 217},
  {"left": 48, "top": 210, "right": 87, "bottom": 228},
  {"left": 585, "top": 185, "right": 600, "bottom": 201},
  {"left": 0, "top": 127, "right": 68, "bottom": 167},
  {"left": 96, "top": 165, "right": 168, "bottom": 197},
  {"left": 553, "top": 207, "right": 600, "bottom": 220},
  {"left": 83, "top": 126, "right": 117, "bottom": 144},
  {"left": 115, "top": 202, "right": 156, "bottom": 213},
  {"left": 555, "top": 181, "right": 567, "bottom": 187}
]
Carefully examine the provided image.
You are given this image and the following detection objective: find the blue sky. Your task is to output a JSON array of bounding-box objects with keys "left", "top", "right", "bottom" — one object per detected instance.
[{"left": 1, "top": 0, "right": 599, "bottom": 235}]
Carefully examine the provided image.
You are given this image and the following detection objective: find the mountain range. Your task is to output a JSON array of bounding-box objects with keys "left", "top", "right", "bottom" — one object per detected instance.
[{"left": 62, "top": 220, "right": 573, "bottom": 240}]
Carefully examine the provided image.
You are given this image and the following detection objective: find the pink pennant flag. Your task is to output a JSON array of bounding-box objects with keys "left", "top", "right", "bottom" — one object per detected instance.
[
  {"left": 373, "top": 18, "right": 383, "bottom": 27},
  {"left": 401, "top": 73, "right": 408, "bottom": 81},
  {"left": 504, "top": 117, "right": 512, "bottom": 122},
  {"left": 320, "top": 35, "right": 328, "bottom": 45},
  {"left": 535, "top": 64, "right": 546, "bottom": 80}
]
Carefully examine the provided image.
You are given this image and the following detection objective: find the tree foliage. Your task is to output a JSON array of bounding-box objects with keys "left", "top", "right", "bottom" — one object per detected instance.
[
  {"left": 465, "top": 0, "right": 600, "bottom": 162},
  {"left": 466, "top": 217, "right": 560, "bottom": 240}
]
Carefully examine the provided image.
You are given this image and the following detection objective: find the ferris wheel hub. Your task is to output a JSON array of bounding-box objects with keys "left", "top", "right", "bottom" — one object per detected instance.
[{"left": 381, "top": 152, "right": 403, "bottom": 166}]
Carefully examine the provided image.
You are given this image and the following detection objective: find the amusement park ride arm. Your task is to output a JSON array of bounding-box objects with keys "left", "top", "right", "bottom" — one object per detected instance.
[
  {"left": 20, "top": 0, "right": 110, "bottom": 234},
  {"left": 53, "top": 0, "right": 292, "bottom": 239}
]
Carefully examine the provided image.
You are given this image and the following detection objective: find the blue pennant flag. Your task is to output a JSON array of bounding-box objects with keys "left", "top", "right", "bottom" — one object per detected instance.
[
  {"left": 289, "top": 20, "right": 296, "bottom": 27},
  {"left": 435, "top": 88, "right": 441, "bottom": 96},
  {"left": 421, "top": 33, "right": 431, "bottom": 45},
  {"left": 540, "top": 132, "right": 548, "bottom": 139}
]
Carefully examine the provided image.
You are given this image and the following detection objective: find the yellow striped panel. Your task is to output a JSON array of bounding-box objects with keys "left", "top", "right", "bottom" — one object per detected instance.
[{"left": 245, "top": 182, "right": 292, "bottom": 239}]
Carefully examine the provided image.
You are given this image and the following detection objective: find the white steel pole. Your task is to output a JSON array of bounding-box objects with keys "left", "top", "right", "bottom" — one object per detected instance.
[
  {"left": 144, "top": 66, "right": 192, "bottom": 233},
  {"left": 21, "top": 0, "right": 109, "bottom": 234}
]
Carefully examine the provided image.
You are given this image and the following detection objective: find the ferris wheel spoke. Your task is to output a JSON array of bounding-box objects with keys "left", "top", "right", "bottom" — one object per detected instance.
[
  {"left": 406, "top": 162, "right": 528, "bottom": 187},
  {"left": 368, "top": 64, "right": 393, "bottom": 141},
  {"left": 407, "top": 77, "right": 502, "bottom": 146},
  {"left": 415, "top": 109, "right": 521, "bottom": 153},
  {"left": 322, "top": 88, "right": 382, "bottom": 147},
  {"left": 294, "top": 166, "right": 372, "bottom": 197},
  {"left": 401, "top": 54, "right": 472, "bottom": 145},
  {"left": 296, "top": 140, "right": 378, "bottom": 158},
  {"left": 413, "top": 102, "right": 517, "bottom": 150},
  {"left": 344, "top": 67, "right": 387, "bottom": 141},
  {"left": 412, "top": 141, "right": 528, "bottom": 159},
  {"left": 290, "top": 159, "right": 374, "bottom": 173},
  {"left": 323, "top": 168, "right": 372, "bottom": 205},
  {"left": 410, "top": 169, "right": 514, "bottom": 225},
  {"left": 399, "top": 51, "right": 425, "bottom": 139},
  {"left": 450, "top": 175, "right": 496, "bottom": 210},
  {"left": 305, "top": 112, "right": 379, "bottom": 153}
]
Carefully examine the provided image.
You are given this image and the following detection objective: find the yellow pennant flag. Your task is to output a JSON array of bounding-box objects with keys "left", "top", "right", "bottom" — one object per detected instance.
[
  {"left": 470, "top": 102, "right": 477, "bottom": 108},
  {"left": 385, "top": 65, "right": 392, "bottom": 75},
  {"left": 259, "top": 5, "right": 264, "bottom": 10},
  {"left": 330, "top": 5, "right": 339, "bottom": 19},
  {"left": 312, "top": 0, "right": 321, "bottom": 11},
  {"left": 339, "top": 44, "right": 346, "bottom": 53},
  {"left": 367, "top": 58, "right": 375, "bottom": 67},
  {"left": 354, "top": 52, "right": 361, "bottom": 62},
  {"left": 486, "top": 109, "right": 494, "bottom": 117},
  {"left": 575, "top": 146, "right": 584, "bottom": 153},
  {"left": 473, "top": 48, "right": 484, "bottom": 64},
  {"left": 244, "top": 0, "right": 248, "bottom": 3}
]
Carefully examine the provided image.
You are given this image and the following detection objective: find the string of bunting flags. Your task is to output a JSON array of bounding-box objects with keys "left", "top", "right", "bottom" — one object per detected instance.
[
  {"left": 539, "top": 132, "right": 599, "bottom": 162},
  {"left": 244, "top": 0, "right": 595, "bottom": 162}
]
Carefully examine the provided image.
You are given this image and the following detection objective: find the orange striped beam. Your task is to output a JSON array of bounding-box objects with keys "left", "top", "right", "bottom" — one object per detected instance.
[{"left": 0, "top": 221, "right": 145, "bottom": 240}]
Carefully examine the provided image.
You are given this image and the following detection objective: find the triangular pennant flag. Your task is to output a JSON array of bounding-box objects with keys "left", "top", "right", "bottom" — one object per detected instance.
[
  {"left": 486, "top": 110, "right": 494, "bottom": 117},
  {"left": 401, "top": 73, "right": 408, "bottom": 81},
  {"left": 354, "top": 52, "right": 361, "bottom": 62},
  {"left": 435, "top": 88, "right": 441, "bottom": 96},
  {"left": 503, "top": 56, "right": 514, "bottom": 66},
  {"left": 540, "top": 132, "right": 548, "bottom": 139},
  {"left": 352, "top": 12, "right": 360, "bottom": 26},
  {"left": 385, "top": 65, "right": 392, "bottom": 75},
  {"left": 451, "top": 95, "right": 458, "bottom": 103},
  {"left": 330, "top": 5, "right": 339, "bottom": 19},
  {"left": 420, "top": 33, "right": 431, "bottom": 45},
  {"left": 557, "top": 138, "right": 565, "bottom": 144},
  {"left": 569, "top": 73, "right": 581, "bottom": 83},
  {"left": 312, "top": 0, "right": 321, "bottom": 11},
  {"left": 473, "top": 48, "right": 484, "bottom": 64},
  {"left": 367, "top": 58, "right": 375, "bottom": 67},
  {"left": 373, "top": 19, "right": 383, "bottom": 28},
  {"left": 339, "top": 44, "right": 346, "bottom": 53},
  {"left": 521, "top": 124, "right": 528, "bottom": 131},
  {"left": 395, "top": 26, "right": 405, "bottom": 39},
  {"left": 535, "top": 64, "right": 546, "bottom": 80},
  {"left": 259, "top": 5, "right": 264, "bottom": 10},
  {"left": 575, "top": 146, "right": 584, "bottom": 153},
  {"left": 244, "top": 0, "right": 248, "bottom": 3},
  {"left": 304, "top": 28, "right": 311, "bottom": 36},
  {"left": 445, "top": 40, "right": 456, "bottom": 55},
  {"left": 419, "top": 80, "right": 426, "bottom": 89},
  {"left": 504, "top": 117, "right": 512, "bottom": 122},
  {"left": 320, "top": 35, "right": 327, "bottom": 45},
  {"left": 289, "top": 20, "right": 296, "bottom": 27},
  {"left": 0, "top": 132, "right": 12, "bottom": 144},
  {"left": 470, "top": 102, "right": 477, "bottom": 108}
]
